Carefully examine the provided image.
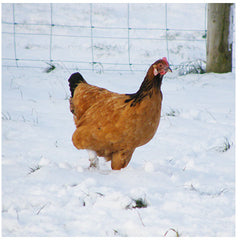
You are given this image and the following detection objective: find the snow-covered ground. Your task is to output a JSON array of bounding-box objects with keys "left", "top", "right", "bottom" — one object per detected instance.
[{"left": 2, "top": 3, "right": 235, "bottom": 237}]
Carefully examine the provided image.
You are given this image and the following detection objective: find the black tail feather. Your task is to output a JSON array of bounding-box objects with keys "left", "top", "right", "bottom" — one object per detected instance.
[{"left": 68, "top": 72, "right": 87, "bottom": 97}]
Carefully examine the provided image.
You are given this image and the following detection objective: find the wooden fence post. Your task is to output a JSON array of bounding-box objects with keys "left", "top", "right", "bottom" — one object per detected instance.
[{"left": 206, "top": 3, "right": 233, "bottom": 73}]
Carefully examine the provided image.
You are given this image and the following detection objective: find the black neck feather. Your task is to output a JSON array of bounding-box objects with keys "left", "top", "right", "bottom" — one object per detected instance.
[{"left": 125, "top": 74, "right": 163, "bottom": 107}]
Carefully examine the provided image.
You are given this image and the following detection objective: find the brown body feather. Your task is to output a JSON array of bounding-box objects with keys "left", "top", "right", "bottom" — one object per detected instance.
[{"left": 69, "top": 59, "right": 170, "bottom": 170}]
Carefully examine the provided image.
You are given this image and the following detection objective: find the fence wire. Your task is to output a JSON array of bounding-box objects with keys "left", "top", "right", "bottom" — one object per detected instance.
[{"left": 2, "top": 3, "right": 212, "bottom": 73}]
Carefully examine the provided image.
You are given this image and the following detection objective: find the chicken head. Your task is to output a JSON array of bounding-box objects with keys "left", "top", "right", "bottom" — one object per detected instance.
[{"left": 153, "top": 57, "right": 172, "bottom": 76}]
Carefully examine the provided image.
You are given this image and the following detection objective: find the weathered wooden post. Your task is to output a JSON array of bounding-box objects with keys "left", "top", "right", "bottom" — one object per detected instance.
[{"left": 206, "top": 3, "right": 233, "bottom": 73}]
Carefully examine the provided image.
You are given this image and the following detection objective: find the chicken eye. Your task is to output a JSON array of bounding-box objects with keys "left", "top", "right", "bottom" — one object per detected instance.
[{"left": 159, "top": 63, "right": 163, "bottom": 68}]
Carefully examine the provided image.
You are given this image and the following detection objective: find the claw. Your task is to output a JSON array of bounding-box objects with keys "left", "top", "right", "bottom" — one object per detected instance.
[{"left": 89, "top": 158, "right": 99, "bottom": 169}]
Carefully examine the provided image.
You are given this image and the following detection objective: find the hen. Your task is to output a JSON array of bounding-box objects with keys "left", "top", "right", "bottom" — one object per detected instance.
[{"left": 68, "top": 58, "right": 171, "bottom": 170}]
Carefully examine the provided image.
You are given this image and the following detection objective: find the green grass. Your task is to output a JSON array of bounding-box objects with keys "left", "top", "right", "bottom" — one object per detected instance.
[
  {"left": 28, "top": 165, "right": 41, "bottom": 174},
  {"left": 216, "top": 137, "right": 232, "bottom": 152},
  {"left": 165, "top": 108, "right": 180, "bottom": 117},
  {"left": 45, "top": 63, "right": 56, "bottom": 73},
  {"left": 126, "top": 197, "right": 148, "bottom": 209}
]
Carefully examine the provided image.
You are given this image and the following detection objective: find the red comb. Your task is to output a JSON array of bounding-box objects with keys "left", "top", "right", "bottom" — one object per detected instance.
[{"left": 162, "top": 57, "right": 169, "bottom": 66}]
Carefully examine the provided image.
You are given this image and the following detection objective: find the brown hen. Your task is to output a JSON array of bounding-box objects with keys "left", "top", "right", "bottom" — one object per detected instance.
[{"left": 68, "top": 58, "right": 171, "bottom": 170}]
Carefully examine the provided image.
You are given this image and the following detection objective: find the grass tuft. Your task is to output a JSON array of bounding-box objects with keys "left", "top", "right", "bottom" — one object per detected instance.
[
  {"left": 126, "top": 197, "right": 148, "bottom": 209},
  {"left": 28, "top": 165, "right": 41, "bottom": 174},
  {"left": 2, "top": 112, "right": 11, "bottom": 121},
  {"left": 219, "top": 137, "right": 232, "bottom": 152},
  {"left": 112, "top": 229, "right": 127, "bottom": 237},
  {"left": 45, "top": 63, "right": 56, "bottom": 73},
  {"left": 164, "top": 228, "right": 180, "bottom": 237},
  {"left": 177, "top": 59, "right": 206, "bottom": 75},
  {"left": 216, "top": 137, "right": 232, "bottom": 153},
  {"left": 208, "top": 137, "right": 233, "bottom": 153},
  {"left": 165, "top": 108, "right": 180, "bottom": 117}
]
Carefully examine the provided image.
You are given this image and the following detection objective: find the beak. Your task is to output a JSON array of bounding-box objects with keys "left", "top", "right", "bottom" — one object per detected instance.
[{"left": 168, "top": 66, "right": 172, "bottom": 72}]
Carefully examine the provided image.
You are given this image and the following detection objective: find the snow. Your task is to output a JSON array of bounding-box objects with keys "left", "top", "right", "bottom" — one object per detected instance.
[{"left": 1, "top": 3, "right": 235, "bottom": 237}]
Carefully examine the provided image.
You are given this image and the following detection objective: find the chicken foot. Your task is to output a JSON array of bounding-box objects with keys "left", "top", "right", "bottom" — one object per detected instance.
[{"left": 87, "top": 150, "right": 99, "bottom": 169}]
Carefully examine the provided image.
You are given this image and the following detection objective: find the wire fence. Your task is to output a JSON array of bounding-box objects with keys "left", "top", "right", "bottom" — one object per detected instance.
[{"left": 1, "top": 3, "right": 230, "bottom": 73}]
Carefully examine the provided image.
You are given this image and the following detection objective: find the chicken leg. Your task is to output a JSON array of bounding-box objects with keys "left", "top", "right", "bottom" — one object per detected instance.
[
  {"left": 111, "top": 149, "right": 134, "bottom": 170},
  {"left": 87, "top": 150, "right": 99, "bottom": 169}
]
